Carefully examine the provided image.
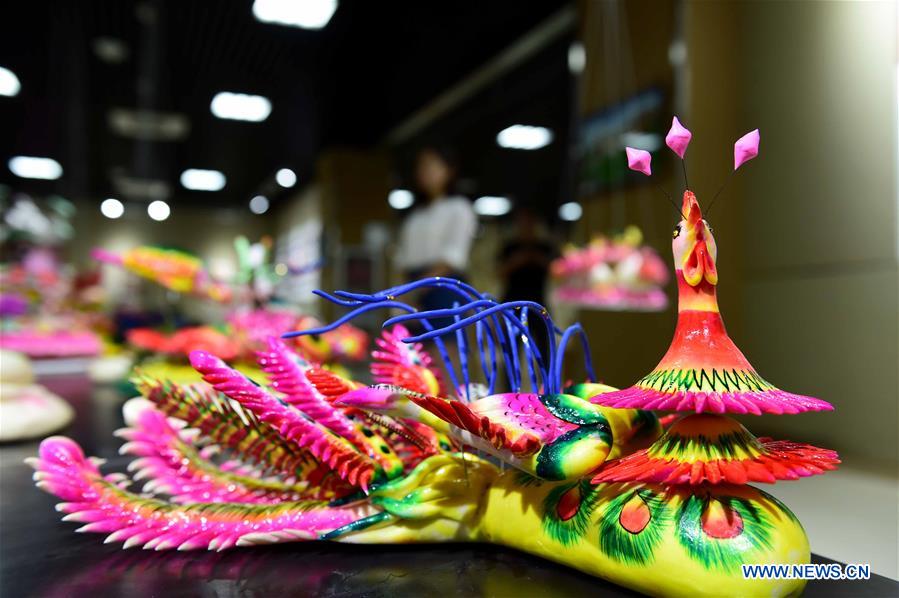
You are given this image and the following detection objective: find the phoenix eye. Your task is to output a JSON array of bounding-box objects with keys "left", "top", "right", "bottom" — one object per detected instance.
[{"left": 672, "top": 225, "right": 681, "bottom": 239}]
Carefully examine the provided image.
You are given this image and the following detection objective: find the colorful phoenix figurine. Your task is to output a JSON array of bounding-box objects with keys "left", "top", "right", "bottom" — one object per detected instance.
[
  {"left": 30, "top": 122, "right": 839, "bottom": 597},
  {"left": 92, "top": 246, "right": 232, "bottom": 303},
  {"left": 227, "top": 310, "right": 369, "bottom": 363},
  {"left": 127, "top": 326, "right": 242, "bottom": 362}
]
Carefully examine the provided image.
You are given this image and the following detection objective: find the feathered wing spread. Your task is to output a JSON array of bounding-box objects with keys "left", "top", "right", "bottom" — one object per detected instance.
[
  {"left": 407, "top": 392, "right": 614, "bottom": 480},
  {"left": 135, "top": 376, "right": 330, "bottom": 484},
  {"left": 116, "top": 398, "right": 327, "bottom": 503},
  {"left": 258, "top": 337, "right": 362, "bottom": 441},
  {"left": 28, "top": 335, "right": 438, "bottom": 551},
  {"left": 189, "top": 351, "right": 382, "bottom": 491},
  {"left": 370, "top": 325, "right": 445, "bottom": 396},
  {"left": 409, "top": 392, "right": 547, "bottom": 456}
]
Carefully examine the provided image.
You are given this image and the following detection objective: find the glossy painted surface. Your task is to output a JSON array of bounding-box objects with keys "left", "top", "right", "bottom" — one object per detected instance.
[{"left": 7, "top": 376, "right": 892, "bottom": 597}]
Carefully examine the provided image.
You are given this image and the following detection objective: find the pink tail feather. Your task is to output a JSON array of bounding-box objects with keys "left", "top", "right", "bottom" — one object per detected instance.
[
  {"left": 118, "top": 399, "right": 321, "bottom": 503},
  {"left": 30, "top": 436, "right": 374, "bottom": 551},
  {"left": 189, "top": 351, "right": 376, "bottom": 491},
  {"left": 257, "top": 337, "right": 362, "bottom": 441}
]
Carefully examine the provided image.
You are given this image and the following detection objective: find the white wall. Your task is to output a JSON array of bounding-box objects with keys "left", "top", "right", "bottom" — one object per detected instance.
[{"left": 729, "top": 0, "right": 898, "bottom": 470}]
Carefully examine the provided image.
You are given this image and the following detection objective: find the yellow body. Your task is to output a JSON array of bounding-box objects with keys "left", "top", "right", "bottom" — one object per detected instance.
[
  {"left": 478, "top": 472, "right": 808, "bottom": 597},
  {"left": 341, "top": 454, "right": 810, "bottom": 598}
]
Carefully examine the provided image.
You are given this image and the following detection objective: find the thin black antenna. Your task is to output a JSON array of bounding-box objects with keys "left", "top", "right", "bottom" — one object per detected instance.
[
  {"left": 658, "top": 186, "right": 686, "bottom": 220},
  {"left": 681, "top": 160, "right": 689, "bottom": 190},
  {"left": 705, "top": 169, "right": 736, "bottom": 216}
]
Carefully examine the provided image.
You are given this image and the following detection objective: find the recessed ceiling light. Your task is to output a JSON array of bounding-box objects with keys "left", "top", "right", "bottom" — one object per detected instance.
[
  {"left": 249, "top": 195, "right": 270, "bottom": 214},
  {"left": 92, "top": 37, "right": 129, "bottom": 64},
  {"left": 147, "top": 200, "right": 170, "bottom": 221},
  {"left": 108, "top": 108, "right": 190, "bottom": 141},
  {"left": 474, "top": 196, "right": 511, "bottom": 216},
  {"left": 559, "top": 201, "right": 582, "bottom": 222},
  {"left": 210, "top": 92, "right": 271, "bottom": 122},
  {"left": 8, "top": 156, "right": 62, "bottom": 180},
  {"left": 100, "top": 198, "right": 124, "bottom": 219},
  {"left": 180, "top": 169, "right": 226, "bottom": 191},
  {"left": 252, "top": 0, "right": 338, "bottom": 29},
  {"left": 620, "top": 131, "right": 663, "bottom": 152},
  {"left": 387, "top": 189, "right": 413, "bottom": 210},
  {"left": 496, "top": 125, "right": 553, "bottom": 150},
  {"left": 568, "top": 42, "right": 586, "bottom": 75},
  {"left": 275, "top": 168, "right": 296, "bottom": 188},
  {"left": 0, "top": 66, "right": 21, "bottom": 97}
]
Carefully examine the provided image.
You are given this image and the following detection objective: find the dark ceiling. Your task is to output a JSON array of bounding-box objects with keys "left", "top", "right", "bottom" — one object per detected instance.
[
  {"left": 393, "top": 32, "right": 575, "bottom": 219},
  {"left": 0, "top": 0, "right": 570, "bottom": 210}
]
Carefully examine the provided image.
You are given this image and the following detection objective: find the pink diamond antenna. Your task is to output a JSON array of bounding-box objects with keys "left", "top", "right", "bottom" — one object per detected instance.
[
  {"left": 734, "top": 129, "right": 760, "bottom": 170},
  {"left": 626, "top": 146, "right": 684, "bottom": 219},
  {"left": 625, "top": 147, "right": 652, "bottom": 176},
  {"left": 665, "top": 117, "right": 692, "bottom": 159},
  {"left": 666, "top": 116, "right": 692, "bottom": 189},
  {"left": 706, "top": 128, "right": 761, "bottom": 216}
]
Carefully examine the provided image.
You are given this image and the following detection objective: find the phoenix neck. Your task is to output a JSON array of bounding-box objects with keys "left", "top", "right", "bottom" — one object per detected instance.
[{"left": 676, "top": 269, "right": 719, "bottom": 314}]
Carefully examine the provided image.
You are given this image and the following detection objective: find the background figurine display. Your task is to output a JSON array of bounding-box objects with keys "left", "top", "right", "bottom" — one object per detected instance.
[
  {"left": 0, "top": 350, "right": 73, "bottom": 441},
  {"left": 0, "top": 323, "right": 103, "bottom": 358},
  {"left": 227, "top": 310, "right": 368, "bottom": 365},
  {"left": 127, "top": 326, "right": 241, "bottom": 362},
  {"left": 28, "top": 122, "right": 837, "bottom": 596},
  {"left": 95, "top": 238, "right": 365, "bottom": 384},
  {"left": 0, "top": 249, "right": 105, "bottom": 361},
  {"left": 233, "top": 235, "right": 280, "bottom": 306},
  {"left": 92, "top": 246, "right": 232, "bottom": 303},
  {"left": 550, "top": 225, "right": 669, "bottom": 312}
]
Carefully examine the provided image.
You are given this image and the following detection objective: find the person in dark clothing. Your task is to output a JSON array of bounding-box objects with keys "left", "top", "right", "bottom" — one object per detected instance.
[
  {"left": 498, "top": 208, "right": 555, "bottom": 305},
  {"left": 498, "top": 208, "right": 556, "bottom": 358}
]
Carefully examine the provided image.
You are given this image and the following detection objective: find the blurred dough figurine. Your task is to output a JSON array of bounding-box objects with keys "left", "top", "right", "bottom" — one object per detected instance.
[{"left": 1, "top": 350, "right": 73, "bottom": 441}]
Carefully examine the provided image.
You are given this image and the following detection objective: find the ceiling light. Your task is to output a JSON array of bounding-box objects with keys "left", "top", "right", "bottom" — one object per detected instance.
[
  {"left": 8, "top": 156, "right": 63, "bottom": 180},
  {"left": 108, "top": 108, "right": 190, "bottom": 141},
  {"left": 180, "top": 169, "right": 226, "bottom": 191},
  {"left": 100, "top": 198, "right": 124, "bottom": 219},
  {"left": 249, "top": 195, "right": 270, "bottom": 214},
  {"left": 568, "top": 42, "right": 586, "bottom": 75},
  {"left": 559, "top": 201, "right": 583, "bottom": 222},
  {"left": 110, "top": 170, "right": 170, "bottom": 200},
  {"left": 275, "top": 168, "right": 296, "bottom": 188},
  {"left": 210, "top": 92, "right": 271, "bottom": 122},
  {"left": 147, "top": 200, "right": 170, "bottom": 221},
  {"left": 0, "top": 67, "right": 21, "bottom": 97},
  {"left": 92, "top": 37, "right": 129, "bottom": 64},
  {"left": 620, "top": 131, "right": 663, "bottom": 152},
  {"left": 252, "top": 0, "right": 338, "bottom": 29},
  {"left": 474, "top": 196, "right": 511, "bottom": 216},
  {"left": 496, "top": 125, "right": 553, "bottom": 150},
  {"left": 388, "top": 189, "right": 413, "bottom": 210}
]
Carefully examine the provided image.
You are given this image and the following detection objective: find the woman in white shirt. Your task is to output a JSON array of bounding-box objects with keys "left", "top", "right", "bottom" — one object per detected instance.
[{"left": 395, "top": 147, "right": 477, "bottom": 328}]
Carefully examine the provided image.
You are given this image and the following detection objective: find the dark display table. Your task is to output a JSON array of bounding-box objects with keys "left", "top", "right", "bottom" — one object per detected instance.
[{"left": 1, "top": 375, "right": 896, "bottom": 597}]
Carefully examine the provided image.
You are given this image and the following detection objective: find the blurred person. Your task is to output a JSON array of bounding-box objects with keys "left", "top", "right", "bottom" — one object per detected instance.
[
  {"left": 498, "top": 207, "right": 556, "bottom": 355},
  {"left": 395, "top": 146, "right": 477, "bottom": 328},
  {"left": 498, "top": 207, "right": 555, "bottom": 305}
]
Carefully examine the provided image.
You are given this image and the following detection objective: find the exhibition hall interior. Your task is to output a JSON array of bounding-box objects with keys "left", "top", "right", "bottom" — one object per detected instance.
[{"left": 1, "top": 1, "right": 897, "bottom": 596}]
